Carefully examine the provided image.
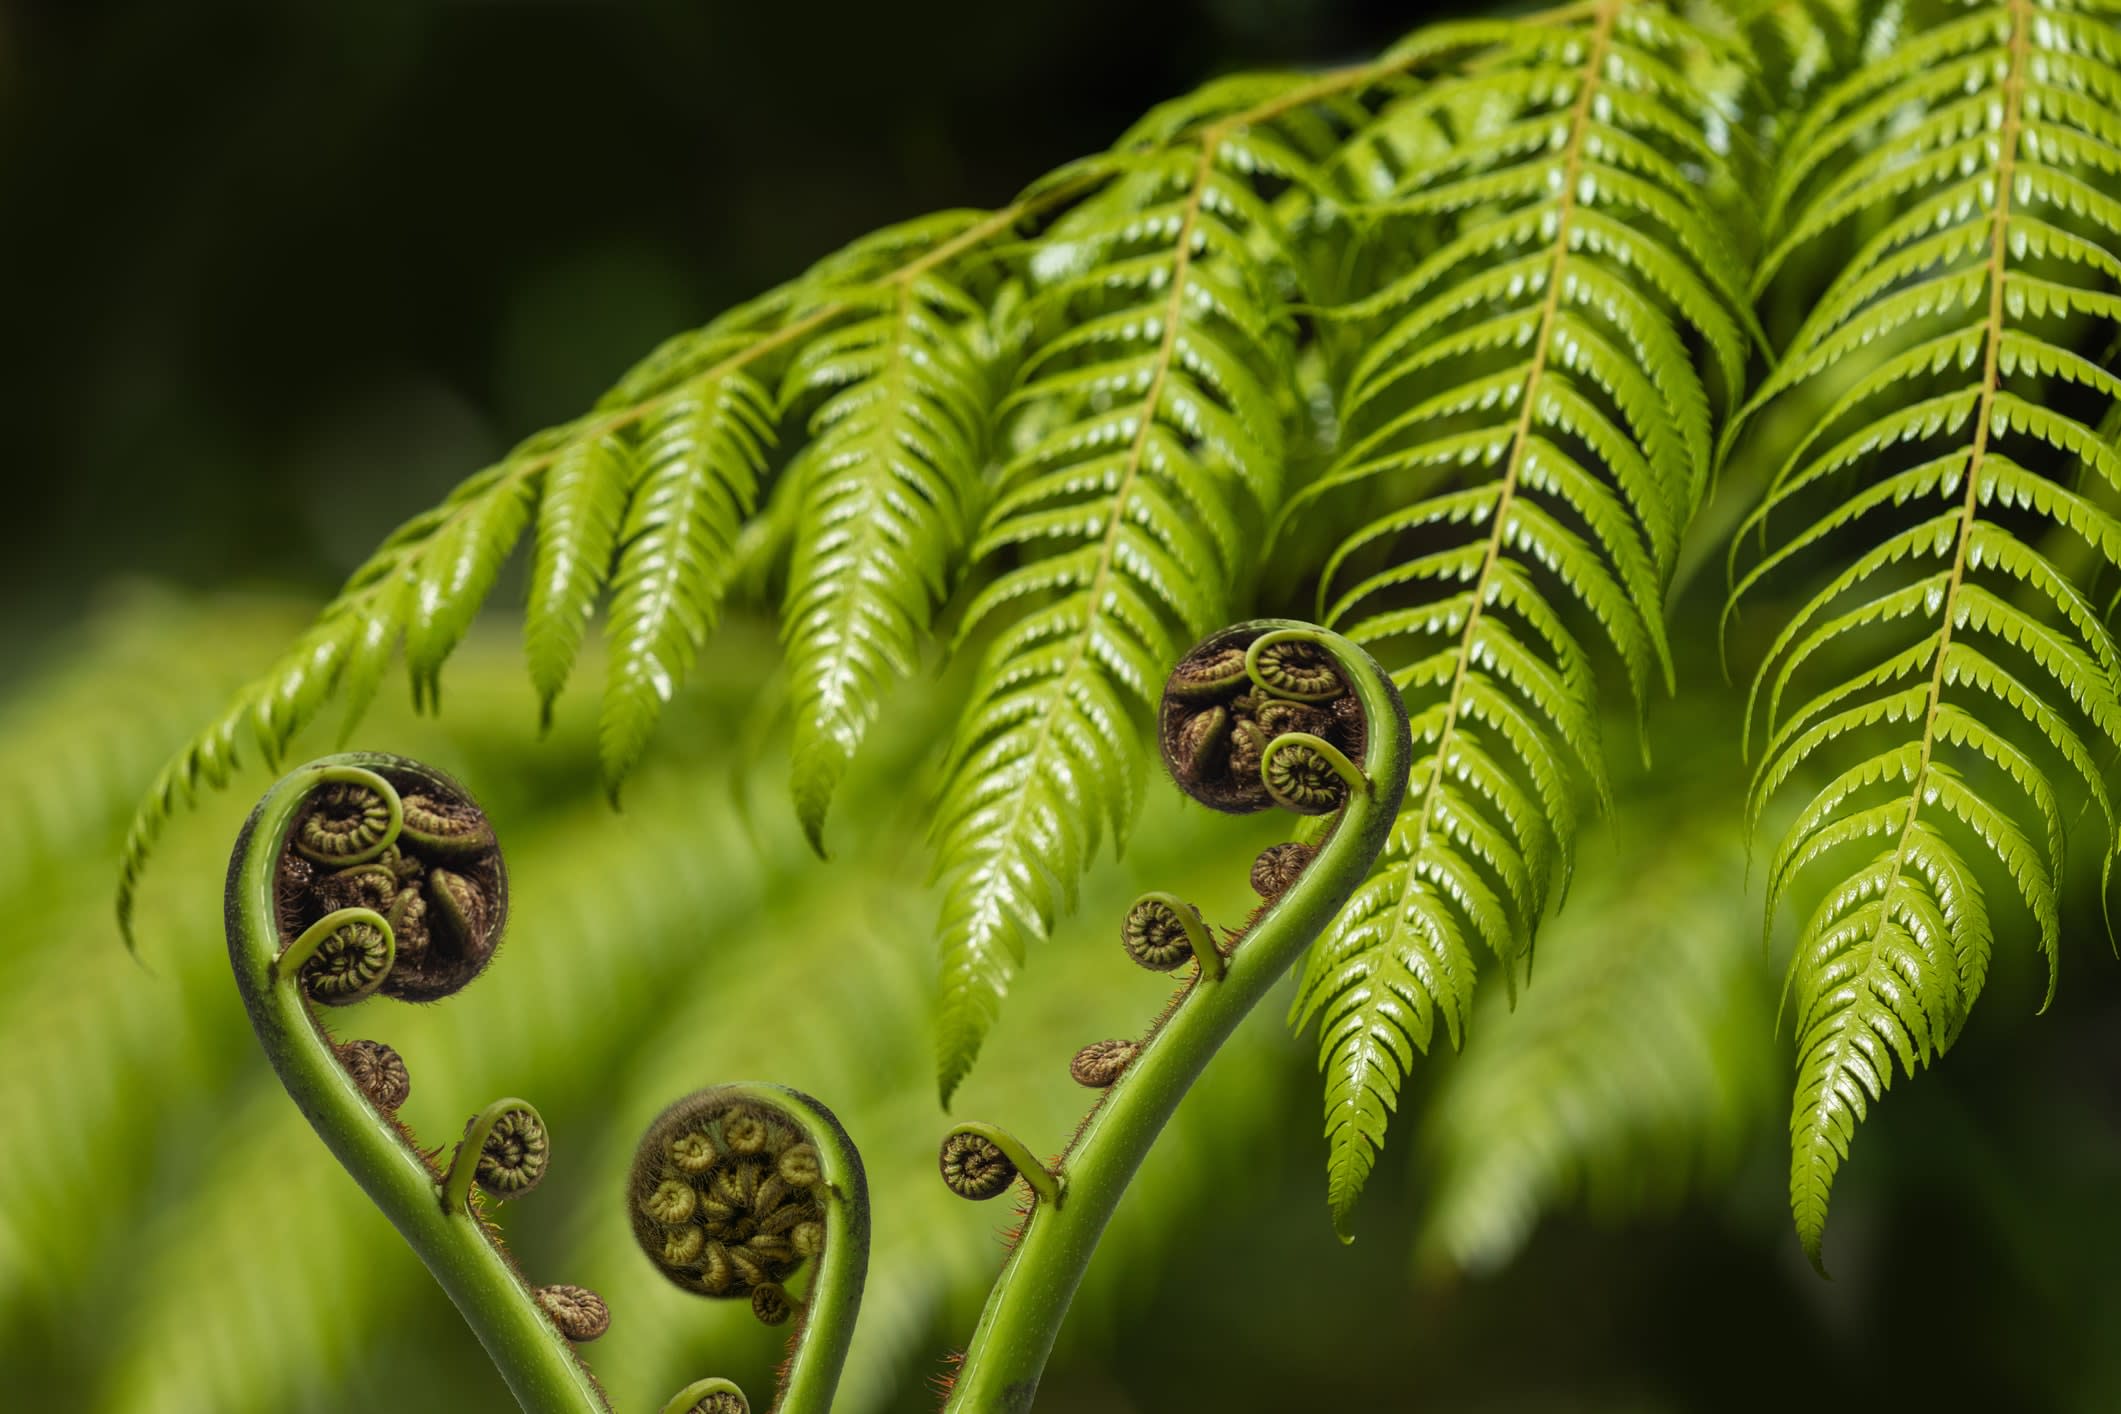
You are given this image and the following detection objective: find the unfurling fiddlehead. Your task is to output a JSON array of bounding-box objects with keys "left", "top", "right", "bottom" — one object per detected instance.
[
  {"left": 226, "top": 754, "right": 609, "bottom": 1414},
  {"left": 941, "top": 620, "right": 1411, "bottom": 1411},
  {"left": 629, "top": 1084, "right": 869, "bottom": 1414}
]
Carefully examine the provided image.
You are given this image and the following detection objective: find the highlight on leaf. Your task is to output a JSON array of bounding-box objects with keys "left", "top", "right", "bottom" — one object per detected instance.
[
  {"left": 1725, "top": 0, "right": 2121, "bottom": 1269},
  {"left": 1285, "top": 0, "right": 1758, "bottom": 1236}
]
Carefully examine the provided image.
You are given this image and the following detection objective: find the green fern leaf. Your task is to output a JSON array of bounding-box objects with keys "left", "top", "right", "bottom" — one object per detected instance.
[
  {"left": 778, "top": 224, "right": 1000, "bottom": 852},
  {"left": 1289, "top": 0, "right": 1756, "bottom": 1234},
  {"left": 598, "top": 369, "right": 774, "bottom": 796},
  {"left": 926, "top": 89, "right": 1320, "bottom": 1100},
  {"left": 524, "top": 433, "right": 636, "bottom": 728},
  {"left": 1729, "top": 0, "right": 2121, "bottom": 1269}
]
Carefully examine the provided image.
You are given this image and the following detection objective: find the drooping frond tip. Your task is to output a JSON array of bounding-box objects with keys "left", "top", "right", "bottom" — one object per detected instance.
[
  {"left": 1729, "top": 0, "right": 2121, "bottom": 1268},
  {"left": 1287, "top": 0, "right": 1757, "bottom": 1235}
]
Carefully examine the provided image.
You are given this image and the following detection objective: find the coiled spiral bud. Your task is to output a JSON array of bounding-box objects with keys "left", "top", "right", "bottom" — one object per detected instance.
[
  {"left": 629, "top": 1089, "right": 830, "bottom": 1322},
  {"left": 337, "top": 1038, "right": 411, "bottom": 1110},
  {"left": 1069, "top": 1039, "right": 1140, "bottom": 1088},
  {"left": 1250, "top": 842, "right": 1316, "bottom": 899},
  {"left": 937, "top": 1130, "right": 1016, "bottom": 1201},
  {"left": 453, "top": 1100, "right": 550, "bottom": 1202},
  {"left": 299, "top": 915, "right": 393, "bottom": 1004},
  {"left": 294, "top": 781, "right": 400, "bottom": 866},
  {"left": 1121, "top": 896, "right": 1203, "bottom": 972},
  {"left": 275, "top": 761, "right": 507, "bottom": 1003},
  {"left": 1261, "top": 736, "right": 1350, "bottom": 815},
  {"left": 534, "top": 1284, "right": 610, "bottom": 1342},
  {"left": 1158, "top": 626, "right": 1364, "bottom": 813}
]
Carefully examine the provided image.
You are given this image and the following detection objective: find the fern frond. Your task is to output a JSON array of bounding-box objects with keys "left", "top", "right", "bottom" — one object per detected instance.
[
  {"left": 778, "top": 220, "right": 1003, "bottom": 851},
  {"left": 926, "top": 91, "right": 1318, "bottom": 1100},
  {"left": 1728, "top": 0, "right": 2121, "bottom": 1268},
  {"left": 1288, "top": 0, "right": 1756, "bottom": 1234}
]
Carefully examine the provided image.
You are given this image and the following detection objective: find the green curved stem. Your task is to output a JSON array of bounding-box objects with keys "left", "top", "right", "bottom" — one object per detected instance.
[
  {"left": 948, "top": 1121, "right": 1067, "bottom": 1206},
  {"left": 226, "top": 753, "right": 608, "bottom": 1414},
  {"left": 659, "top": 1379, "right": 750, "bottom": 1414},
  {"left": 709, "top": 1082, "right": 870, "bottom": 1414},
  {"left": 1128, "top": 890, "right": 1225, "bottom": 982},
  {"left": 942, "top": 621, "right": 1411, "bottom": 1413}
]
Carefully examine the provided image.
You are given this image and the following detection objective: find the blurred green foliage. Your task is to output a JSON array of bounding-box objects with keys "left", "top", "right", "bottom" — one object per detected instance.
[{"left": 3, "top": 588, "right": 2117, "bottom": 1410}]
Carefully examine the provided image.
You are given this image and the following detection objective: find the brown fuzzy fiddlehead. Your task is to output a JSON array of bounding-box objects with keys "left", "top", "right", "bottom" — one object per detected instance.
[
  {"left": 632, "top": 1085, "right": 868, "bottom": 1414},
  {"left": 628, "top": 1092, "right": 825, "bottom": 1311},
  {"left": 1250, "top": 842, "right": 1316, "bottom": 899},
  {"left": 337, "top": 1038, "right": 412, "bottom": 1110},
  {"left": 1069, "top": 1040, "right": 1140, "bottom": 1089},
  {"left": 535, "top": 1285, "right": 611, "bottom": 1343}
]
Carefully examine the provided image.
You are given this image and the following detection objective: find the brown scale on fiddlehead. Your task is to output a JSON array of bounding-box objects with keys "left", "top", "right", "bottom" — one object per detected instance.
[
  {"left": 1250, "top": 842, "right": 1316, "bottom": 899},
  {"left": 1157, "top": 624, "right": 1364, "bottom": 813},
  {"left": 337, "top": 1038, "right": 411, "bottom": 1110},
  {"left": 534, "top": 1284, "right": 611, "bottom": 1343},
  {"left": 1069, "top": 1039, "right": 1139, "bottom": 1089},
  {"left": 274, "top": 761, "right": 506, "bottom": 1002},
  {"left": 628, "top": 1091, "right": 829, "bottom": 1322}
]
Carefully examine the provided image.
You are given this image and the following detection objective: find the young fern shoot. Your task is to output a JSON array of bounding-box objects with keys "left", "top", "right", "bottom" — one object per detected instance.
[
  {"left": 224, "top": 755, "right": 609, "bottom": 1413},
  {"left": 937, "top": 619, "right": 1412, "bottom": 1410}
]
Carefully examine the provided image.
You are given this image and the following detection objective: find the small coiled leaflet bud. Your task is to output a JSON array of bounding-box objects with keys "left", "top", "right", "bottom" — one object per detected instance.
[
  {"left": 337, "top": 1038, "right": 411, "bottom": 1110},
  {"left": 399, "top": 791, "right": 497, "bottom": 858},
  {"left": 300, "top": 917, "right": 393, "bottom": 1004},
  {"left": 472, "top": 1105, "right": 549, "bottom": 1197},
  {"left": 938, "top": 1130, "right": 1016, "bottom": 1201},
  {"left": 1250, "top": 842, "right": 1316, "bottom": 899},
  {"left": 1070, "top": 1039, "right": 1140, "bottom": 1088},
  {"left": 1248, "top": 637, "right": 1345, "bottom": 701},
  {"left": 535, "top": 1284, "right": 610, "bottom": 1342},
  {"left": 1121, "top": 896, "right": 1201, "bottom": 972},
  {"left": 749, "top": 1283, "right": 794, "bottom": 1327},
  {"left": 1262, "top": 737, "right": 1349, "bottom": 814},
  {"left": 294, "top": 782, "right": 399, "bottom": 866}
]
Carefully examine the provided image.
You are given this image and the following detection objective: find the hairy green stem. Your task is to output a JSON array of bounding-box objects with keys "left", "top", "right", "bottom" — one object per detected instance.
[
  {"left": 943, "top": 622, "right": 1410, "bottom": 1412},
  {"left": 226, "top": 754, "right": 608, "bottom": 1414}
]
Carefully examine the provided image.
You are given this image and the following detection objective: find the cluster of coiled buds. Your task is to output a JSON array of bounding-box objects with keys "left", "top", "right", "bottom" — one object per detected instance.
[
  {"left": 629, "top": 1090, "right": 831, "bottom": 1326},
  {"left": 276, "top": 767, "right": 504, "bottom": 1005},
  {"left": 1158, "top": 627, "right": 1364, "bottom": 815}
]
